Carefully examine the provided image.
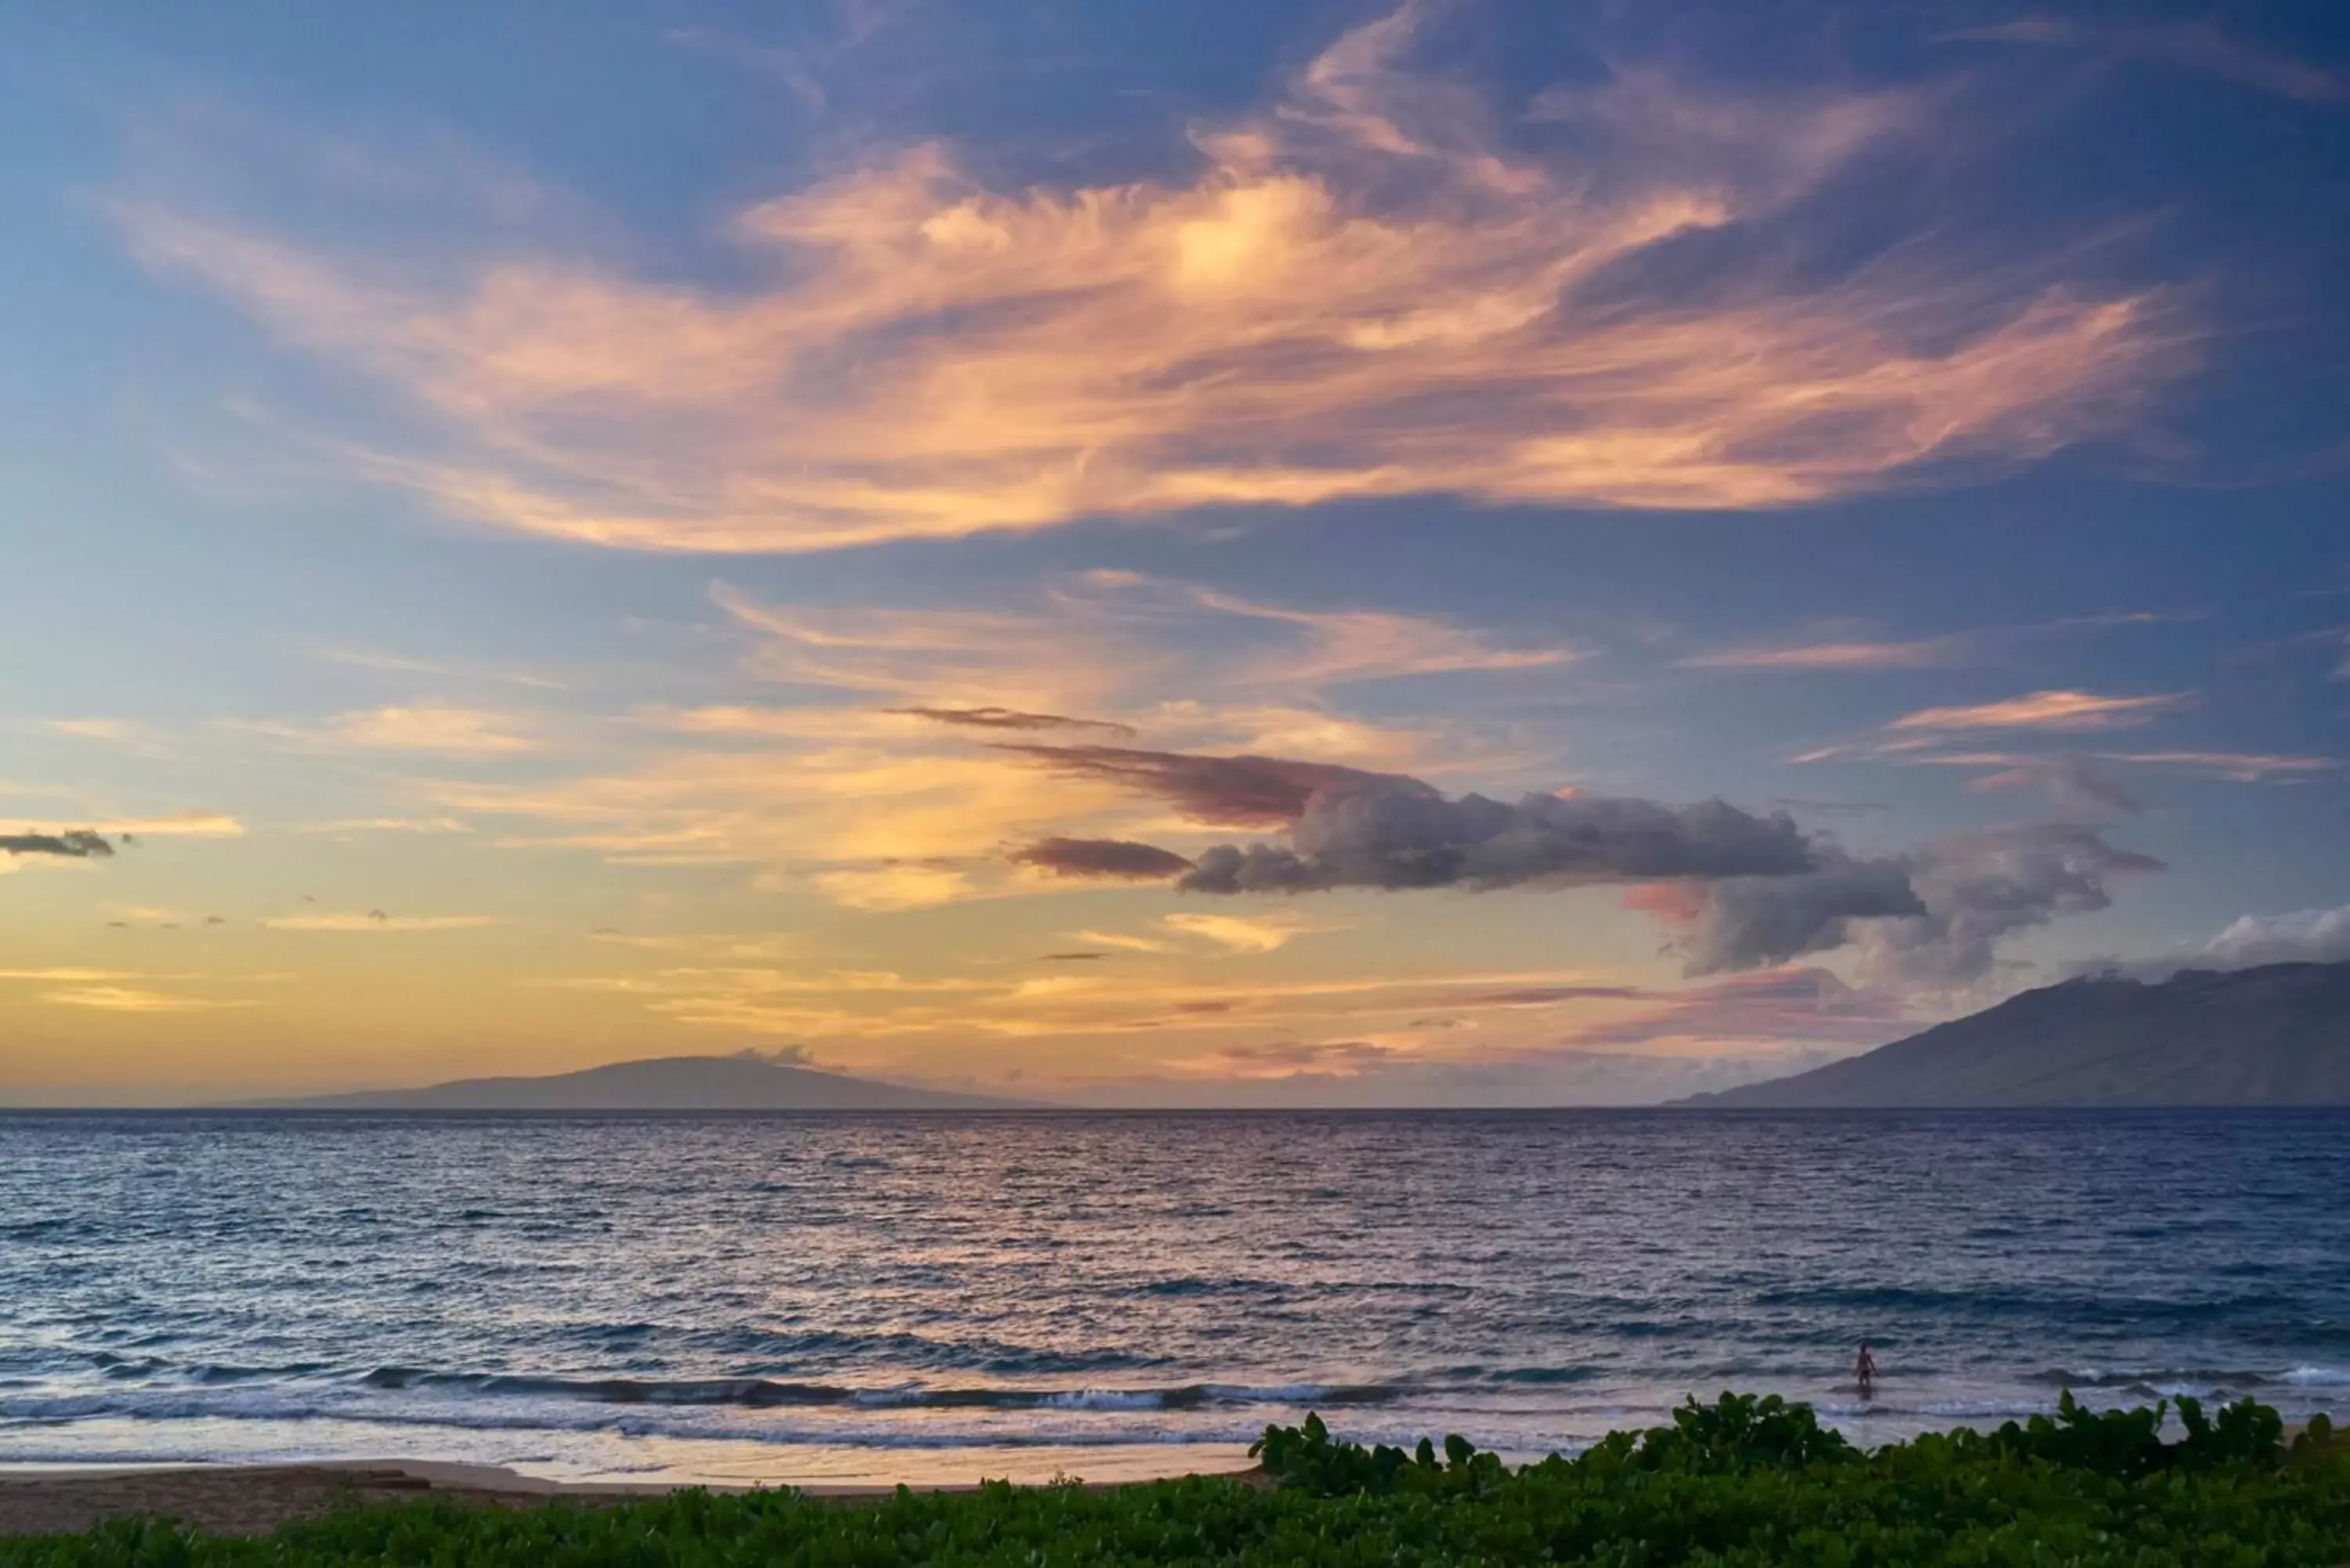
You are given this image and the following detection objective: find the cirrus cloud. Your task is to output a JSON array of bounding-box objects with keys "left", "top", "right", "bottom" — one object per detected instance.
[
  {"left": 264, "top": 912, "right": 501, "bottom": 932},
  {"left": 116, "top": 3, "right": 2183, "bottom": 552},
  {"left": 41, "top": 987, "right": 255, "bottom": 1013},
  {"left": 240, "top": 704, "right": 540, "bottom": 755},
  {"left": 1888, "top": 688, "right": 2190, "bottom": 733}
]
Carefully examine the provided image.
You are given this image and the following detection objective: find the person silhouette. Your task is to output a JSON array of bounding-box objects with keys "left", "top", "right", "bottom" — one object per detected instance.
[{"left": 1855, "top": 1342, "right": 1877, "bottom": 1397}]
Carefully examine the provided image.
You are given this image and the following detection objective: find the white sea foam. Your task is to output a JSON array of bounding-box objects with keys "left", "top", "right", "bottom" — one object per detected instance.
[{"left": 2279, "top": 1365, "right": 2350, "bottom": 1387}]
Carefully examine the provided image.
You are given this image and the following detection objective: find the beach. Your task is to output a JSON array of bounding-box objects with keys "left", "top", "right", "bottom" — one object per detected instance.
[
  {"left": 0, "top": 1461, "right": 602, "bottom": 1537},
  {"left": 4, "top": 1418, "right": 2342, "bottom": 1560},
  {"left": 0, "top": 1455, "right": 1285, "bottom": 1537}
]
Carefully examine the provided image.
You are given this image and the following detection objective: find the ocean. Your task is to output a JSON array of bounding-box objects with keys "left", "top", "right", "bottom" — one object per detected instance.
[{"left": 2, "top": 1110, "right": 2345, "bottom": 1487}]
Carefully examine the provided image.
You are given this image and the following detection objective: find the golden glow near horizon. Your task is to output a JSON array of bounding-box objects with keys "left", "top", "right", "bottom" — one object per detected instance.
[{"left": 5, "top": 2, "right": 2346, "bottom": 1104}]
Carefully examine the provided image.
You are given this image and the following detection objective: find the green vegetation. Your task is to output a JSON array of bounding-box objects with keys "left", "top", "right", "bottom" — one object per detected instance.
[{"left": 7, "top": 1396, "right": 2345, "bottom": 1566}]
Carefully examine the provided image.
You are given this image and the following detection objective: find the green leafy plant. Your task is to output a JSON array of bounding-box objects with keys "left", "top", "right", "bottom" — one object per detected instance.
[{"left": 8, "top": 1396, "right": 2345, "bottom": 1566}]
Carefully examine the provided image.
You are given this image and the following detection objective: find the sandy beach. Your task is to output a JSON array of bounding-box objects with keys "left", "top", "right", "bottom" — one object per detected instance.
[
  {"left": 0, "top": 1457, "right": 1274, "bottom": 1537},
  {"left": 0, "top": 1461, "right": 676, "bottom": 1537}
]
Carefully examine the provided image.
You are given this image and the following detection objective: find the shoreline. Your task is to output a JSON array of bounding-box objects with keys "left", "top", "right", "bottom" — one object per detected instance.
[{"left": 5, "top": 1419, "right": 2334, "bottom": 1538}]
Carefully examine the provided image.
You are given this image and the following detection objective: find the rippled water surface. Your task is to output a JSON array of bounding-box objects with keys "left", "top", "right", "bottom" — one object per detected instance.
[{"left": 3, "top": 1111, "right": 2345, "bottom": 1484}]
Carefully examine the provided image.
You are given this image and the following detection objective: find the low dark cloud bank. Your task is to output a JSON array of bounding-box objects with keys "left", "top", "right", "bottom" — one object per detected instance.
[
  {"left": 1004, "top": 742, "right": 2164, "bottom": 994},
  {"left": 2, "top": 830, "right": 115, "bottom": 858},
  {"left": 1003, "top": 743, "right": 1813, "bottom": 891},
  {"left": 1181, "top": 792, "right": 1815, "bottom": 893},
  {"left": 1010, "top": 836, "right": 1196, "bottom": 880}
]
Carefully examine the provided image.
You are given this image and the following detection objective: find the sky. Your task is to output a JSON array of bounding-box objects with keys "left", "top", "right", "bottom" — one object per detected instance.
[{"left": 2, "top": 0, "right": 2348, "bottom": 1107}]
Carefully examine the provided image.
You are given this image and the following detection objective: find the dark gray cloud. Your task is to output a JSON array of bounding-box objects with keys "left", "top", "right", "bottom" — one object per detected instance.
[
  {"left": 894, "top": 706, "right": 1137, "bottom": 737},
  {"left": 1007, "top": 745, "right": 1813, "bottom": 893},
  {"left": 1680, "top": 853, "right": 1927, "bottom": 974},
  {"left": 1009, "top": 836, "right": 1197, "bottom": 880},
  {"left": 1679, "top": 825, "right": 2163, "bottom": 992},
  {"left": 1180, "top": 789, "right": 1816, "bottom": 893},
  {"left": 1040, "top": 951, "right": 1110, "bottom": 962},
  {"left": 1003, "top": 741, "right": 2160, "bottom": 997},
  {"left": 2, "top": 830, "right": 115, "bottom": 859},
  {"left": 1000, "top": 744, "right": 1423, "bottom": 828}
]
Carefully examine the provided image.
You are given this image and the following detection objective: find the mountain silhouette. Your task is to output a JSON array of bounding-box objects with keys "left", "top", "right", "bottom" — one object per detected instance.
[
  {"left": 1681, "top": 961, "right": 2350, "bottom": 1108},
  {"left": 272, "top": 1054, "right": 1030, "bottom": 1111}
]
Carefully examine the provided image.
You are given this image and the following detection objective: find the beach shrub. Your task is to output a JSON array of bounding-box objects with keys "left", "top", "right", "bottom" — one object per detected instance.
[
  {"left": 1628, "top": 1390, "right": 1858, "bottom": 1474},
  {"left": 5, "top": 1396, "right": 2348, "bottom": 1566},
  {"left": 1247, "top": 1411, "right": 1504, "bottom": 1497}
]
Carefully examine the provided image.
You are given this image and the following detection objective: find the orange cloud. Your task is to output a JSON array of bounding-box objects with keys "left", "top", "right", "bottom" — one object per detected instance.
[
  {"left": 118, "top": 6, "right": 2183, "bottom": 551},
  {"left": 1888, "top": 689, "right": 2189, "bottom": 732},
  {"left": 1162, "top": 911, "right": 1340, "bottom": 956},
  {"left": 0, "top": 968, "right": 144, "bottom": 982},
  {"left": 264, "top": 912, "right": 500, "bottom": 932},
  {"left": 811, "top": 864, "right": 976, "bottom": 912},
  {"left": 710, "top": 573, "right": 1564, "bottom": 721},
  {"left": 41, "top": 987, "right": 255, "bottom": 1013},
  {"left": 1074, "top": 929, "right": 1180, "bottom": 955}
]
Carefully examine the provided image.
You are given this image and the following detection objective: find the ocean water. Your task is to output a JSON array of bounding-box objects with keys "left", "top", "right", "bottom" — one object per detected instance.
[{"left": 2, "top": 1110, "right": 2345, "bottom": 1487}]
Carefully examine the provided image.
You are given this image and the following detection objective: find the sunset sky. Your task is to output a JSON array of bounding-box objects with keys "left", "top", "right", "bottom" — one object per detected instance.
[{"left": 3, "top": 0, "right": 2347, "bottom": 1105}]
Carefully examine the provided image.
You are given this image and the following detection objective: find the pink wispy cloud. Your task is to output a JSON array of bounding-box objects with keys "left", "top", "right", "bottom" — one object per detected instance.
[
  {"left": 1681, "top": 612, "right": 2182, "bottom": 672},
  {"left": 1683, "top": 637, "right": 1970, "bottom": 670},
  {"left": 116, "top": 5, "right": 2187, "bottom": 551},
  {"left": 1887, "top": 688, "right": 2189, "bottom": 733}
]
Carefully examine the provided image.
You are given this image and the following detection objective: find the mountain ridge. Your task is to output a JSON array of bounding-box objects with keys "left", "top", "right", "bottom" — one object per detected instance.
[
  {"left": 1679, "top": 959, "right": 2350, "bottom": 1108},
  {"left": 259, "top": 1053, "right": 1034, "bottom": 1111}
]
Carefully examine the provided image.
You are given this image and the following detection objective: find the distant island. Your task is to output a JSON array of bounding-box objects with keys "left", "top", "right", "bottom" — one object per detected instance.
[
  {"left": 268, "top": 1053, "right": 1030, "bottom": 1111},
  {"left": 1681, "top": 960, "right": 2350, "bottom": 1108}
]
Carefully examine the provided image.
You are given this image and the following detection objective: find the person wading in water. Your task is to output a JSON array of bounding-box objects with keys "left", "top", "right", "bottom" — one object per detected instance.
[{"left": 1855, "top": 1342, "right": 1878, "bottom": 1398}]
